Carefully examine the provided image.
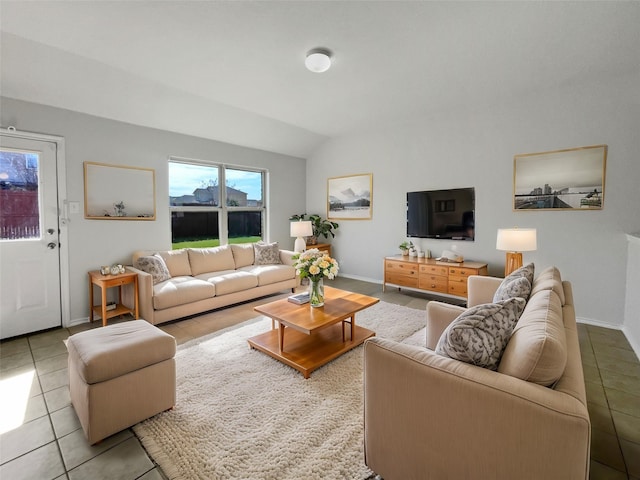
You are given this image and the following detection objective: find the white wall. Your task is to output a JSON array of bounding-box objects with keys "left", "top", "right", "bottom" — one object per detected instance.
[
  {"left": 306, "top": 72, "right": 640, "bottom": 327},
  {"left": 1, "top": 97, "right": 307, "bottom": 324},
  {"left": 624, "top": 234, "right": 640, "bottom": 356}
]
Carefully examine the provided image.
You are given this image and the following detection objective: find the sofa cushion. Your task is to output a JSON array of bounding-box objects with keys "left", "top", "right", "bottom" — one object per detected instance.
[
  {"left": 241, "top": 264, "right": 296, "bottom": 286},
  {"left": 157, "top": 249, "right": 192, "bottom": 277},
  {"left": 134, "top": 255, "right": 171, "bottom": 285},
  {"left": 530, "top": 266, "right": 565, "bottom": 306},
  {"left": 435, "top": 297, "right": 526, "bottom": 371},
  {"left": 253, "top": 242, "right": 282, "bottom": 265},
  {"left": 498, "top": 289, "right": 567, "bottom": 386},
  {"left": 231, "top": 243, "right": 255, "bottom": 268},
  {"left": 188, "top": 245, "right": 236, "bottom": 276},
  {"left": 493, "top": 263, "right": 534, "bottom": 303},
  {"left": 152, "top": 277, "right": 215, "bottom": 310},
  {"left": 196, "top": 270, "right": 258, "bottom": 295}
]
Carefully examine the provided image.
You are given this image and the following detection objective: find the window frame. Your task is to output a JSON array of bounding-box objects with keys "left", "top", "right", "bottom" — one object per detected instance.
[{"left": 168, "top": 157, "right": 266, "bottom": 246}]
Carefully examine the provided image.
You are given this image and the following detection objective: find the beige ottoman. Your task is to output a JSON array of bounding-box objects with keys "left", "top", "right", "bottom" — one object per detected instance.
[{"left": 67, "top": 320, "right": 176, "bottom": 444}]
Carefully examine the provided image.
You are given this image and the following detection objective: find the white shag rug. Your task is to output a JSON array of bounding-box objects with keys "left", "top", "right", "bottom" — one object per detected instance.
[{"left": 133, "top": 301, "right": 427, "bottom": 480}]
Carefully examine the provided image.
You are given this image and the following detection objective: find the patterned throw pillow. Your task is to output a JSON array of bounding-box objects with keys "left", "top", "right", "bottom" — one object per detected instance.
[
  {"left": 134, "top": 255, "right": 171, "bottom": 285},
  {"left": 435, "top": 297, "right": 527, "bottom": 370},
  {"left": 253, "top": 242, "right": 282, "bottom": 265},
  {"left": 493, "top": 263, "right": 535, "bottom": 303}
]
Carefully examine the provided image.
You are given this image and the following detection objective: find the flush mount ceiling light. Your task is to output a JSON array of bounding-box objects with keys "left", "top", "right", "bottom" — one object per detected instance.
[{"left": 305, "top": 48, "right": 332, "bottom": 73}]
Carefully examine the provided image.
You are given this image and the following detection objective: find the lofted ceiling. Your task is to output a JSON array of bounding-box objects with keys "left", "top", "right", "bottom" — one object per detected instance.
[{"left": 1, "top": 1, "right": 639, "bottom": 158}]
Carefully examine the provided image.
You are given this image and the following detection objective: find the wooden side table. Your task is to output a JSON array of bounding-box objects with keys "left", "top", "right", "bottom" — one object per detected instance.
[
  {"left": 88, "top": 270, "right": 139, "bottom": 326},
  {"left": 306, "top": 242, "right": 332, "bottom": 257}
]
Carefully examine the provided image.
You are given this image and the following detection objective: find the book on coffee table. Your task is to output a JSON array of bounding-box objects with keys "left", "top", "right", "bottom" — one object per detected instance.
[{"left": 288, "top": 292, "right": 310, "bottom": 304}]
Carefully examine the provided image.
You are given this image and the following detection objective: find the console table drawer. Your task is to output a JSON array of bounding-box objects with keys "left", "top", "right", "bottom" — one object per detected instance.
[
  {"left": 448, "top": 267, "right": 477, "bottom": 278},
  {"left": 419, "top": 275, "right": 448, "bottom": 293},
  {"left": 448, "top": 274, "right": 469, "bottom": 296},
  {"left": 386, "top": 261, "right": 418, "bottom": 273},
  {"left": 386, "top": 272, "right": 419, "bottom": 288},
  {"left": 420, "top": 265, "right": 448, "bottom": 276}
]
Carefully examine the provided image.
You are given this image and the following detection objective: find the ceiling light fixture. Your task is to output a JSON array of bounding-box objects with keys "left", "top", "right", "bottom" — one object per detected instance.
[{"left": 305, "top": 48, "right": 332, "bottom": 73}]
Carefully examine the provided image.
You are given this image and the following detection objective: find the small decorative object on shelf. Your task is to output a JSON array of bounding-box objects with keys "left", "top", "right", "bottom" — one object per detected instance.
[
  {"left": 109, "top": 264, "right": 126, "bottom": 275},
  {"left": 100, "top": 265, "right": 110, "bottom": 275},
  {"left": 399, "top": 241, "right": 413, "bottom": 256},
  {"left": 113, "top": 201, "right": 127, "bottom": 217},
  {"left": 292, "top": 248, "right": 339, "bottom": 308}
]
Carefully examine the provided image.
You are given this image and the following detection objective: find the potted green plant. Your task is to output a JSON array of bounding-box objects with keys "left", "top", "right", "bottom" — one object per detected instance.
[
  {"left": 308, "top": 214, "right": 339, "bottom": 244},
  {"left": 289, "top": 214, "right": 339, "bottom": 245},
  {"left": 399, "top": 241, "right": 413, "bottom": 256}
]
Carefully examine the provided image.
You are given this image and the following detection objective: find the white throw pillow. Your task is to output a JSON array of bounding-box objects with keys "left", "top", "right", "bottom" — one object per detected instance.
[{"left": 435, "top": 297, "right": 527, "bottom": 370}]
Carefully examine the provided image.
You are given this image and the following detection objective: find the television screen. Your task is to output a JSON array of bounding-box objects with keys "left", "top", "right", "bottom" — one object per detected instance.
[{"left": 407, "top": 187, "right": 475, "bottom": 240}]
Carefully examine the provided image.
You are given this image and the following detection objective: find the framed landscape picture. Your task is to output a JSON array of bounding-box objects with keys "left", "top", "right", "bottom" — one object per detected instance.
[
  {"left": 513, "top": 145, "right": 607, "bottom": 211},
  {"left": 327, "top": 173, "right": 372, "bottom": 220}
]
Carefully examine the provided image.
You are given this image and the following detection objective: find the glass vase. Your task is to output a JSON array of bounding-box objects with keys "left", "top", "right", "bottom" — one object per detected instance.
[{"left": 309, "top": 277, "right": 325, "bottom": 307}]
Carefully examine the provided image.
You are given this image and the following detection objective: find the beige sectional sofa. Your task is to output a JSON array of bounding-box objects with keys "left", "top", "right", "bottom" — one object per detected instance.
[
  {"left": 364, "top": 266, "right": 590, "bottom": 480},
  {"left": 126, "top": 243, "right": 298, "bottom": 325}
]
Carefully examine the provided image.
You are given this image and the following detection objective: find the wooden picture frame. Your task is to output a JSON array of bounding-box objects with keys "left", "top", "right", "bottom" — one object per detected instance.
[
  {"left": 513, "top": 145, "right": 607, "bottom": 211},
  {"left": 84, "top": 161, "right": 156, "bottom": 220},
  {"left": 327, "top": 173, "right": 372, "bottom": 220}
]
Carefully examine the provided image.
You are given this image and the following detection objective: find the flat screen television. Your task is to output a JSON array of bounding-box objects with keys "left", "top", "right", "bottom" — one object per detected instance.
[{"left": 406, "top": 187, "right": 475, "bottom": 240}]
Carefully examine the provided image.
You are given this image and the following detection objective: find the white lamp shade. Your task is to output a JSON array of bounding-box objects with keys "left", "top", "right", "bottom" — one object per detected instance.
[
  {"left": 305, "top": 51, "right": 331, "bottom": 73},
  {"left": 290, "top": 221, "right": 313, "bottom": 237},
  {"left": 496, "top": 228, "right": 537, "bottom": 252}
]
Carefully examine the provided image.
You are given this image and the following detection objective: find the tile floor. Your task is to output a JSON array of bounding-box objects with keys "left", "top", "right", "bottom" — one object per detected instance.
[{"left": 0, "top": 277, "right": 638, "bottom": 479}]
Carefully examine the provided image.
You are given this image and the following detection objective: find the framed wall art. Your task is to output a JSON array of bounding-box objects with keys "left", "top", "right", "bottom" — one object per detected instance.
[
  {"left": 84, "top": 161, "right": 156, "bottom": 220},
  {"left": 327, "top": 173, "right": 372, "bottom": 220},
  {"left": 513, "top": 144, "right": 607, "bottom": 211}
]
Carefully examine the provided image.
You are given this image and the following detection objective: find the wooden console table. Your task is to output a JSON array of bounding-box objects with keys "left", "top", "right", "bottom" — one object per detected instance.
[
  {"left": 88, "top": 270, "right": 139, "bottom": 326},
  {"left": 383, "top": 256, "right": 488, "bottom": 299}
]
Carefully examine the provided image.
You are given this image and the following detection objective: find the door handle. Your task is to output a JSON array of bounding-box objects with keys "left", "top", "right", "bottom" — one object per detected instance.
[{"left": 47, "top": 242, "right": 57, "bottom": 249}]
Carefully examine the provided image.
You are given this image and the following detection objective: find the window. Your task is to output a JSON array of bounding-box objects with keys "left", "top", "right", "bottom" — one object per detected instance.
[
  {"left": 169, "top": 159, "right": 265, "bottom": 249},
  {"left": 0, "top": 150, "right": 41, "bottom": 240}
]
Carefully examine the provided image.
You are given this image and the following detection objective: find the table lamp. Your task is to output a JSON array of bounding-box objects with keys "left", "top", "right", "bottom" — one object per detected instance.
[
  {"left": 290, "top": 221, "right": 313, "bottom": 253},
  {"left": 496, "top": 228, "right": 537, "bottom": 276}
]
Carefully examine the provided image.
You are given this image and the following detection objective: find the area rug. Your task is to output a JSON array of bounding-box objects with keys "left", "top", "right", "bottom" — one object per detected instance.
[{"left": 133, "top": 301, "right": 427, "bottom": 480}]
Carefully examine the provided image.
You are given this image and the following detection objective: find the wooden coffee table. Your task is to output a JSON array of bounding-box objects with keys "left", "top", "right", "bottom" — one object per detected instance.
[{"left": 248, "top": 286, "right": 379, "bottom": 378}]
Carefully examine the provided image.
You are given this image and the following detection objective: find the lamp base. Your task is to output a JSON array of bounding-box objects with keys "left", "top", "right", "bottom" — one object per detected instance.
[
  {"left": 504, "top": 252, "right": 523, "bottom": 277},
  {"left": 294, "top": 237, "right": 306, "bottom": 253}
]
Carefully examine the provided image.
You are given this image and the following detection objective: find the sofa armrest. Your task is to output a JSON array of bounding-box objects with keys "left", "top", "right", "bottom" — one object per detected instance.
[
  {"left": 124, "top": 266, "right": 156, "bottom": 325},
  {"left": 279, "top": 249, "right": 296, "bottom": 266},
  {"left": 363, "top": 337, "right": 590, "bottom": 480},
  {"left": 426, "top": 301, "right": 465, "bottom": 350},
  {"left": 467, "top": 275, "right": 503, "bottom": 307}
]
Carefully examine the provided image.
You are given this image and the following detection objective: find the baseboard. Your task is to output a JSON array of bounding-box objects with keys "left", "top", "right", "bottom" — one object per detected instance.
[
  {"left": 66, "top": 317, "right": 90, "bottom": 328},
  {"left": 577, "top": 316, "right": 640, "bottom": 361},
  {"left": 576, "top": 316, "right": 621, "bottom": 329},
  {"left": 621, "top": 326, "right": 640, "bottom": 361},
  {"left": 337, "top": 273, "right": 382, "bottom": 284}
]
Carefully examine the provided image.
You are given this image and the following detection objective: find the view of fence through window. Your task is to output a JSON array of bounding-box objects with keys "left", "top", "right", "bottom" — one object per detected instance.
[
  {"left": 0, "top": 150, "right": 40, "bottom": 241},
  {"left": 169, "top": 161, "right": 264, "bottom": 248}
]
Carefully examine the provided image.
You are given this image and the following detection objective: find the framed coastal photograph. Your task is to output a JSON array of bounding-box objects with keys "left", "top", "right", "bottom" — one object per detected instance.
[
  {"left": 513, "top": 145, "right": 607, "bottom": 211},
  {"left": 327, "top": 173, "right": 372, "bottom": 220},
  {"left": 84, "top": 161, "right": 156, "bottom": 220}
]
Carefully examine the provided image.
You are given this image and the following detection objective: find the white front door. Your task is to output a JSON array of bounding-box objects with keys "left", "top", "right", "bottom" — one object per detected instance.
[{"left": 0, "top": 135, "right": 62, "bottom": 339}]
